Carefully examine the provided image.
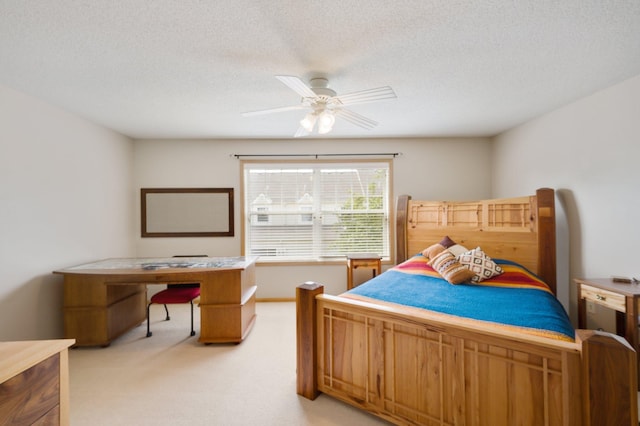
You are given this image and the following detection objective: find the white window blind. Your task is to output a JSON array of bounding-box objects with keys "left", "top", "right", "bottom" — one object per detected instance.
[{"left": 242, "top": 161, "right": 391, "bottom": 262}]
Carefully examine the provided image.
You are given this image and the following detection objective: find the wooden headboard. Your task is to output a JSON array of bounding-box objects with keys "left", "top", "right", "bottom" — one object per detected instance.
[{"left": 396, "top": 188, "right": 557, "bottom": 295}]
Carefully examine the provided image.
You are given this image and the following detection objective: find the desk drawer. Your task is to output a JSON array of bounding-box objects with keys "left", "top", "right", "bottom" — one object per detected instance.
[{"left": 581, "top": 284, "right": 626, "bottom": 312}]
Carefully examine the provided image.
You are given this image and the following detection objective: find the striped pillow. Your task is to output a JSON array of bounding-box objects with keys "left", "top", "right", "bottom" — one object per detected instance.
[{"left": 429, "top": 250, "right": 476, "bottom": 284}]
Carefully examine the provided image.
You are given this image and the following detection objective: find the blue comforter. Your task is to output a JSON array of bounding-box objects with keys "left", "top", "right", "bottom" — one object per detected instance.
[{"left": 346, "top": 255, "right": 575, "bottom": 341}]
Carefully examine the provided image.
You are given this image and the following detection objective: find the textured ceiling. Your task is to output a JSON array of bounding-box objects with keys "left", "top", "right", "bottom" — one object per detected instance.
[{"left": 1, "top": 1, "right": 640, "bottom": 139}]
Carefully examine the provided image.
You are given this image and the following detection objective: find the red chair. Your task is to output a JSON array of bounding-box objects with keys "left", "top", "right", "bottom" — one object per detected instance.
[{"left": 146, "top": 255, "right": 206, "bottom": 338}]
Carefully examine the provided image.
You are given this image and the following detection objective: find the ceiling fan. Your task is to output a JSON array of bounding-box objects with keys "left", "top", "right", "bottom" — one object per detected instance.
[{"left": 242, "top": 75, "right": 397, "bottom": 137}]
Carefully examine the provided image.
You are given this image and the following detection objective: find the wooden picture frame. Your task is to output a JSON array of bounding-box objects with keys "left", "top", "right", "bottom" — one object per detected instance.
[{"left": 141, "top": 188, "right": 234, "bottom": 237}]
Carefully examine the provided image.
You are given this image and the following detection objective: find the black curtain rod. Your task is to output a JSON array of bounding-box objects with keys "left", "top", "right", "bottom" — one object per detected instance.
[{"left": 233, "top": 153, "right": 400, "bottom": 159}]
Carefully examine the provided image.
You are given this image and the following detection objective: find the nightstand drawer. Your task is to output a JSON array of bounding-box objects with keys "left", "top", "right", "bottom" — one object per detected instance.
[
  {"left": 581, "top": 284, "right": 626, "bottom": 312},
  {"left": 352, "top": 260, "right": 380, "bottom": 269}
]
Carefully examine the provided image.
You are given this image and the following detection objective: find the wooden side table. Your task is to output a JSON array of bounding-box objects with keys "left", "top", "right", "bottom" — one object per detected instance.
[
  {"left": 574, "top": 278, "right": 640, "bottom": 387},
  {"left": 347, "top": 253, "right": 382, "bottom": 290}
]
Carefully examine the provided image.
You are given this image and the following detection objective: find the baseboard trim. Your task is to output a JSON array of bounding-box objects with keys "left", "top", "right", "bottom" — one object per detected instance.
[{"left": 256, "top": 297, "right": 295, "bottom": 303}]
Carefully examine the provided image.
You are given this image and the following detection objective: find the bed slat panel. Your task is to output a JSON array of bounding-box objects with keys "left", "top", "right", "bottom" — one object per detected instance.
[{"left": 317, "top": 297, "right": 576, "bottom": 426}]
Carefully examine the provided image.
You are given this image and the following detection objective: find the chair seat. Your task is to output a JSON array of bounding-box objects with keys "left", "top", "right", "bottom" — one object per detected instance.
[{"left": 150, "top": 287, "right": 200, "bottom": 304}]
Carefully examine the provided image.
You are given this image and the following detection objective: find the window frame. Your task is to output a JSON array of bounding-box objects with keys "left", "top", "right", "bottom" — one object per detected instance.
[{"left": 240, "top": 159, "right": 393, "bottom": 265}]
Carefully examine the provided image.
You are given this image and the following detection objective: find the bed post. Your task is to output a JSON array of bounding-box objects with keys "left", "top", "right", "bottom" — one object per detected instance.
[
  {"left": 577, "top": 330, "right": 638, "bottom": 425},
  {"left": 296, "top": 282, "right": 324, "bottom": 400},
  {"left": 396, "top": 194, "right": 410, "bottom": 264},
  {"left": 535, "top": 188, "right": 557, "bottom": 295}
]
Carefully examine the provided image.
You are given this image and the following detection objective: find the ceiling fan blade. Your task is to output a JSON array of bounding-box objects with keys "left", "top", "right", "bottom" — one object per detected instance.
[
  {"left": 334, "top": 108, "right": 378, "bottom": 130},
  {"left": 335, "top": 86, "right": 397, "bottom": 106},
  {"left": 241, "top": 105, "right": 307, "bottom": 117},
  {"left": 294, "top": 126, "right": 310, "bottom": 138},
  {"left": 275, "top": 75, "right": 317, "bottom": 99}
]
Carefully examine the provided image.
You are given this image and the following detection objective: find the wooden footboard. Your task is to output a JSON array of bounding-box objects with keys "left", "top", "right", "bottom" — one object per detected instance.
[{"left": 297, "top": 284, "right": 638, "bottom": 426}]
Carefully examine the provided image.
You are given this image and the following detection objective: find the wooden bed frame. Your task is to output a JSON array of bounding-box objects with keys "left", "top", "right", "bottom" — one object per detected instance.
[{"left": 296, "top": 188, "right": 637, "bottom": 426}]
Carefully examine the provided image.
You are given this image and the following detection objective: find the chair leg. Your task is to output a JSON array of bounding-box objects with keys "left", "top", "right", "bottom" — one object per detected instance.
[
  {"left": 147, "top": 301, "right": 194, "bottom": 338},
  {"left": 189, "top": 300, "right": 195, "bottom": 337},
  {"left": 146, "top": 303, "right": 152, "bottom": 337}
]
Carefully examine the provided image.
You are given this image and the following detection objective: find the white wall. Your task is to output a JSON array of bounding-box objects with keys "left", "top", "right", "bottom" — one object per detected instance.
[
  {"left": 133, "top": 138, "right": 492, "bottom": 297},
  {"left": 0, "top": 85, "right": 135, "bottom": 340},
  {"left": 492, "top": 73, "right": 640, "bottom": 329},
  {"left": 6, "top": 70, "right": 635, "bottom": 337}
]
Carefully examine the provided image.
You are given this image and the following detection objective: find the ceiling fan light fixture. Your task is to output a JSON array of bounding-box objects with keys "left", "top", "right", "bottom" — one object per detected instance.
[
  {"left": 242, "top": 75, "right": 396, "bottom": 137},
  {"left": 317, "top": 110, "right": 335, "bottom": 134},
  {"left": 300, "top": 112, "right": 317, "bottom": 132}
]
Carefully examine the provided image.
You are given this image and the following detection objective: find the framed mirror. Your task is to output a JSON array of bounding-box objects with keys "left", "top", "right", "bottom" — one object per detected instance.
[{"left": 141, "top": 188, "right": 234, "bottom": 237}]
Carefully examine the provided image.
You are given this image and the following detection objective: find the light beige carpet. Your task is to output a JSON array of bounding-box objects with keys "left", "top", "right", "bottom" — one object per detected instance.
[{"left": 69, "top": 302, "right": 390, "bottom": 425}]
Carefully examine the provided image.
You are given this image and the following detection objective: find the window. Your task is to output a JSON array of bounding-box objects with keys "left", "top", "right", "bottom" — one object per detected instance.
[{"left": 242, "top": 161, "right": 391, "bottom": 262}]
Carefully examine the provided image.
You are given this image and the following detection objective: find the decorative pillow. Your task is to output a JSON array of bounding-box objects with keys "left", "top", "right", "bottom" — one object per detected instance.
[
  {"left": 433, "top": 236, "right": 468, "bottom": 257},
  {"left": 457, "top": 247, "right": 504, "bottom": 283},
  {"left": 421, "top": 243, "right": 446, "bottom": 260},
  {"left": 428, "top": 250, "right": 476, "bottom": 284},
  {"left": 439, "top": 235, "right": 457, "bottom": 248},
  {"left": 447, "top": 243, "right": 469, "bottom": 257}
]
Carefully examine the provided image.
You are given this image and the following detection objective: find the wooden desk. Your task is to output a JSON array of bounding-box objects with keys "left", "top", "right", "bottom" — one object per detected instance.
[
  {"left": 346, "top": 253, "right": 382, "bottom": 290},
  {"left": 54, "top": 256, "right": 258, "bottom": 346},
  {"left": 575, "top": 277, "right": 640, "bottom": 386},
  {"left": 0, "top": 339, "right": 74, "bottom": 425}
]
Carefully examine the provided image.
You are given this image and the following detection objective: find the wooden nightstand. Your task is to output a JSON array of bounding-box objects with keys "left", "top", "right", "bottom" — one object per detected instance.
[
  {"left": 346, "top": 254, "right": 382, "bottom": 290},
  {"left": 574, "top": 278, "right": 640, "bottom": 387}
]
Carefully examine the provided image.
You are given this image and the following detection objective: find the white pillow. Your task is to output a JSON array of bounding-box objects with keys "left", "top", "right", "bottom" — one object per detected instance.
[{"left": 447, "top": 243, "right": 469, "bottom": 257}]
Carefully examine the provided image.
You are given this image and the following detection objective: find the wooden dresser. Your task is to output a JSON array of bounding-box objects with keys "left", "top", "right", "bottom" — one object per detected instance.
[{"left": 0, "top": 339, "right": 74, "bottom": 425}]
